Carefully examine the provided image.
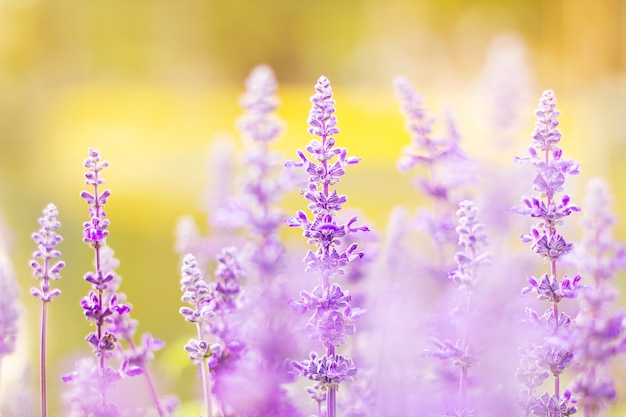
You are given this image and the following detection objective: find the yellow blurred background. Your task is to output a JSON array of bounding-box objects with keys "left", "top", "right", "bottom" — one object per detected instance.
[{"left": 0, "top": 0, "right": 625, "bottom": 414}]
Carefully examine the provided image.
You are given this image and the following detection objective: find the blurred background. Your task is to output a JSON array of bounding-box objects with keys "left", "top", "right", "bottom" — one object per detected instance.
[{"left": 0, "top": 0, "right": 625, "bottom": 414}]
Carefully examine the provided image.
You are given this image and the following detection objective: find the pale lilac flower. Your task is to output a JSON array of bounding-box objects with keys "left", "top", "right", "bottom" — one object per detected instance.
[
  {"left": 237, "top": 64, "right": 283, "bottom": 143},
  {"left": 62, "top": 358, "right": 123, "bottom": 417},
  {"left": 287, "top": 75, "right": 368, "bottom": 417},
  {"left": 30, "top": 203, "right": 64, "bottom": 303},
  {"left": 180, "top": 249, "right": 246, "bottom": 417},
  {"left": 394, "top": 76, "right": 473, "bottom": 285},
  {"left": 567, "top": 179, "right": 626, "bottom": 416},
  {"left": 29, "top": 203, "right": 64, "bottom": 417},
  {"left": 393, "top": 76, "right": 470, "bottom": 202},
  {"left": 449, "top": 200, "right": 491, "bottom": 298},
  {"left": 179, "top": 253, "right": 216, "bottom": 417},
  {"left": 477, "top": 32, "right": 534, "bottom": 146},
  {"left": 0, "top": 250, "right": 19, "bottom": 361},
  {"left": 425, "top": 200, "right": 490, "bottom": 415}
]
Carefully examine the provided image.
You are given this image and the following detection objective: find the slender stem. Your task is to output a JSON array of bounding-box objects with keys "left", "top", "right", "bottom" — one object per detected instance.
[
  {"left": 550, "top": 254, "right": 562, "bottom": 398},
  {"left": 326, "top": 345, "right": 336, "bottom": 417},
  {"left": 197, "top": 326, "right": 213, "bottom": 417},
  {"left": 327, "top": 384, "right": 337, "bottom": 417},
  {"left": 125, "top": 338, "right": 167, "bottom": 417},
  {"left": 554, "top": 374, "right": 560, "bottom": 400},
  {"left": 40, "top": 301, "right": 49, "bottom": 417},
  {"left": 459, "top": 365, "right": 468, "bottom": 406}
]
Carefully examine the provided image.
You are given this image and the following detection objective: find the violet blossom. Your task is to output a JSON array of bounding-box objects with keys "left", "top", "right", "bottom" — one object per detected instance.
[
  {"left": 393, "top": 75, "right": 472, "bottom": 282},
  {"left": 179, "top": 248, "right": 246, "bottom": 417},
  {"left": 425, "top": 200, "right": 490, "bottom": 416},
  {"left": 29, "top": 203, "right": 64, "bottom": 417},
  {"left": 512, "top": 90, "right": 581, "bottom": 416},
  {"left": 286, "top": 75, "right": 368, "bottom": 417},
  {"left": 64, "top": 148, "right": 130, "bottom": 416}
]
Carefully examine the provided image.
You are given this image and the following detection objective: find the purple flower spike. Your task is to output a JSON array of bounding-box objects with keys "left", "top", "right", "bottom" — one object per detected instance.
[
  {"left": 81, "top": 148, "right": 110, "bottom": 246},
  {"left": 514, "top": 91, "right": 581, "bottom": 414},
  {"left": 62, "top": 358, "right": 122, "bottom": 417},
  {"left": 29, "top": 203, "right": 64, "bottom": 417},
  {"left": 449, "top": 200, "right": 491, "bottom": 298},
  {"left": 287, "top": 76, "right": 367, "bottom": 417},
  {"left": 567, "top": 178, "right": 626, "bottom": 415},
  {"left": 30, "top": 203, "right": 64, "bottom": 303},
  {"left": 238, "top": 64, "right": 283, "bottom": 143}
]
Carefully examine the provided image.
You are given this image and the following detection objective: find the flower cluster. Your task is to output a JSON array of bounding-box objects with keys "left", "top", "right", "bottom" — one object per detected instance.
[
  {"left": 179, "top": 247, "right": 246, "bottom": 417},
  {"left": 212, "top": 65, "right": 291, "bottom": 277},
  {"left": 394, "top": 75, "right": 469, "bottom": 202},
  {"left": 287, "top": 76, "right": 368, "bottom": 417},
  {"left": 29, "top": 203, "right": 65, "bottom": 416},
  {"left": 29, "top": 203, "right": 64, "bottom": 303},
  {"left": 567, "top": 179, "right": 626, "bottom": 415},
  {"left": 449, "top": 200, "right": 491, "bottom": 298},
  {"left": 425, "top": 200, "right": 490, "bottom": 415},
  {"left": 0, "top": 250, "right": 19, "bottom": 361},
  {"left": 394, "top": 76, "right": 473, "bottom": 285},
  {"left": 513, "top": 90, "right": 581, "bottom": 416},
  {"left": 79, "top": 149, "right": 131, "bottom": 363},
  {"left": 5, "top": 64, "right": 626, "bottom": 417}
]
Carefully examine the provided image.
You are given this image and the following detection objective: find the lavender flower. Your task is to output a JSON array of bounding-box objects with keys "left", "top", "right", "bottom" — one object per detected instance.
[
  {"left": 62, "top": 358, "right": 122, "bottom": 417},
  {"left": 0, "top": 249, "right": 19, "bottom": 365},
  {"left": 287, "top": 75, "right": 368, "bottom": 417},
  {"left": 394, "top": 76, "right": 472, "bottom": 282},
  {"left": 393, "top": 75, "right": 470, "bottom": 203},
  {"left": 30, "top": 203, "right": 64, "bottom": 303},
  {"left": 567, "top": 179, "right": 626, "bottom": 416},
  {"left": 212, "top": 64, "right": 290, "bottom": 262},
  {"left": 180, "top": 249, "right": 246, "bottom": 417},
  {"left": 29, "top": 203, "right": 64, "bottom": 417},
  {"left": 513, "top": 90, "right": 581, "bottom": 415},
  {"left": 79, "top": 149, "right": 130, "bottom": 366},
  {"left": 63, "top": 148, "right": 131, "bottom": 415},
  {"left": 179, "top": 253, "right": 216, "bottom": 417},
  {"left": 425, "top": 200, "right": 490, "bottom": 415}
]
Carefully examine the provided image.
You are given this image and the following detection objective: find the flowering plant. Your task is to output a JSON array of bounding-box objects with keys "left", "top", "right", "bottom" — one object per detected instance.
[{"left": 1, "top": 67, "right": 624, "bottom": 417}]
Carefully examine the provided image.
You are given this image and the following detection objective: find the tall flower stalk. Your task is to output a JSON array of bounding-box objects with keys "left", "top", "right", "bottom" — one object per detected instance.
[
  {"left": 29, "top": 203, "right": 64, "bottom": 417},
  {"left": 80, "top": 148, "right": 131, "bottom": 368},
  {"left": 234, "top": 64, "right": 288, "bottom": 281},
  {"left": 287, "top": 76, "right": 368, "bottom": 417},
  {"left": 180, "top": 248, "right": 245, "bottom": 417},
  {"left": 63, "top": 148, "right": 131, "bottom": 415},
  {"left": 180, "top": 253, "right": 216, "bottom": 417},
  {"left": 393, "top": 75, "right": 472, "bottom": 281},
  {"left": 423, "top": 200, "right": 490, "bottom": 416},
  {"left": 568, "top": 179, "right": 626, "bottom": 416},
  {"left": 512, "top": 90, "right": 581, "bottom": 416}
]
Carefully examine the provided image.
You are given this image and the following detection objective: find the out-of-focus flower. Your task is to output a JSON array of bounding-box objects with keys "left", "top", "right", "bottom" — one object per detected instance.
[
  {"left": 567, "top": 179, "right": 626, "bottom": 415},
  {"left": 0, "top": 250, "right": 19, "bottom": 359}
]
